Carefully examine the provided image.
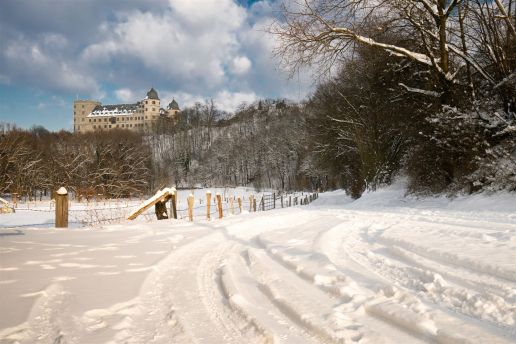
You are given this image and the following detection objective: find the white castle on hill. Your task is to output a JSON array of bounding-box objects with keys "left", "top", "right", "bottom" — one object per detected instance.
[{"left": 73, "top": 88, "right": 179, "bottom": 133}]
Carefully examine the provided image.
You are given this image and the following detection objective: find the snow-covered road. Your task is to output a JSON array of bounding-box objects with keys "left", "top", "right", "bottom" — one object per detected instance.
[{"left": 1, "top": 188, "right": 515, "bottom": 343}]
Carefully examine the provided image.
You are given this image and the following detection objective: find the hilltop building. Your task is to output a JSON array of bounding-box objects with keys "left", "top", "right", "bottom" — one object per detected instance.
[{"left": 73, "top": 88, "right": 179, "bottom": 133}]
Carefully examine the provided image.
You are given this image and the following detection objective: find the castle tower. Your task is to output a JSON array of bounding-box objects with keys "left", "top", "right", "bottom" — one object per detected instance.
[
  {"left": 143, "top": 88, "right": 160, "bottom": 129},
  {"left": 167, "top": 99, "right": 180, "bottom": 119},
  {"left": 73, "top": 99, "right": 101, "bottom": 133}
]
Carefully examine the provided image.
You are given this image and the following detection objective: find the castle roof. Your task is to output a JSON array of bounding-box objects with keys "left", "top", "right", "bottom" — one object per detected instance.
[
  {"left": 89, "top": 103, "right": 138, "bottom": 117},
  {"left": 167, "top": 99, "right": 179, "bottom": 110},
  {"left": 146, "top": 88, "right": 159, "bottom": 100}
]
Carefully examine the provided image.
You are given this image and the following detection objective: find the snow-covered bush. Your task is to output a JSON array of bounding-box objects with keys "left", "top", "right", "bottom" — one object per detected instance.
[{"left": 407, "top": 102, "right": 515, "bottom": 194}]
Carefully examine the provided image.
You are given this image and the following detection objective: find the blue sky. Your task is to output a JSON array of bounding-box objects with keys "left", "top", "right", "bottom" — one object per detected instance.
[{"left": 0, "top": 0, "right": 310, "bottom": 131}]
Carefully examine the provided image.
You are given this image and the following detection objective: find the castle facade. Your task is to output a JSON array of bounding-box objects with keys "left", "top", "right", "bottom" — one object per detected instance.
[{"left": 73, "top": 88, "right": 179, "bottom": 133}]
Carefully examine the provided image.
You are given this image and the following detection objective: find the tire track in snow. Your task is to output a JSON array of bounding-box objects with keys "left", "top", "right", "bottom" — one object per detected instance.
[
  {"left": 376, "top": 232, "right": 516, "bottom": 283},
  {"left": 246, "top": 245, "right": 424, "bottom": 344},
  {"left": 219, "top": 248, "right": 321, "bottom": 344},
  {"left": 152, "top": 231, "right": 259, "bottom": 344},
  {"left": 318, "top": 220, "right": 515, "bottom": 342}
]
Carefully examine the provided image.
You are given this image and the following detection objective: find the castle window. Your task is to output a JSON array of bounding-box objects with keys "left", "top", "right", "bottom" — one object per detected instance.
[
  {"left": 152, "top": 101, "right": 155, "bottom": 104},
  {"left": 89, "top": 119, "right": 91, "bottom": 122},
  {"left": 145, "top": 108, "right": 148, "bottom": 111},
  {"left": 116, "top": 124, "right": 119, "bottom": 128},
  {"left": 122, "top": 124, "right": 124, "bottom": 127},
  {"left": 93, "top": 125, "right": 96, "bottom": 129},
  {"left": 104, "top": 125, "right": 107, "bottom": 128},
  {"left": 152, "top": 108, "right": 155, "bottom": 111},
  {"left": 145, "top": 101, "right": 148, "bottom": 104},
  {"left": 82, "top": 105, "right": 85, "bottom": 108},
  {"left": 109, "top": 125, "right": 111, "bottom": 128},
  {"left": 104, "top": 118, "right": 107, "bottom": 122}
]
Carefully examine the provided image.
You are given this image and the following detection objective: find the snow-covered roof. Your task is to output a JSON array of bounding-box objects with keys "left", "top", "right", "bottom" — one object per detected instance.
[{"left": 88, "top": 104, "right": 139, "bottom": 117}]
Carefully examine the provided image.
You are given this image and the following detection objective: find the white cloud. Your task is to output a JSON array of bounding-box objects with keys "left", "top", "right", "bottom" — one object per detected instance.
[
  {"left": 3, "top": 37, "right": 100, "bottom": 94},
  {"left": 81, "top": 0, "right": 248, "bottom": 91},
  {"left": 214, "top": 90, "right": 257, "bottom": 112},
  {"left": 168, "top": 0, "right": 245, "bottom": 29},
  {"left": 231, "top": 56, "right": 252, "bottom": 75},
  {"left": 159, "top": 89, "right": 257, "bottom": 113},
  {"left": 115, "top": 88, "right": 136, "bottom": 102}
]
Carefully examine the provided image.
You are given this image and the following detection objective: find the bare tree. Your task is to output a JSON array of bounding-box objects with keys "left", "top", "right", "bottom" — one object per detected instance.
[{"left": 270, "top": 0, "right": 515, "bottom": 102}]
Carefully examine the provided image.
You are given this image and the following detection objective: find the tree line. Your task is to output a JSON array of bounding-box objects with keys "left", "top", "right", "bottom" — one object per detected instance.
[
  {"left": 0, "top": 124, "right": 151, "bottom": 200},
  {"left": 273, "top": 0, "right": 515, "bottom": 197}
]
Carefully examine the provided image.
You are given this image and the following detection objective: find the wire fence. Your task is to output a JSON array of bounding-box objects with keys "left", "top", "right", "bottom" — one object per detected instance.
[{"left": 0, "top": 191, "right": 318, "bottom": 229}]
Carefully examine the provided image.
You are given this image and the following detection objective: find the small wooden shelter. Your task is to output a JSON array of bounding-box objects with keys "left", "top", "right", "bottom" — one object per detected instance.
[{"left": 127, "top": 187, "right": 176, "bottom": 220}]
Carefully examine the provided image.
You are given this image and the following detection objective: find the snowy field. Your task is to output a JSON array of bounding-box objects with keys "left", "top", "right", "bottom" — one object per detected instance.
[{"left": 1, "top": 183, "right": 516, "bottom": 343}]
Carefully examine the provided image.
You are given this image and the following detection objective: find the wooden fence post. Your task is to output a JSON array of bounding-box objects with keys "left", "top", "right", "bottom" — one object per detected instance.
[
  {"left": 249, "top": 194, "right": 253, "bottom": 212},
  {"left": 216, "top": 193, "right": 223, "bottom": 219},
  {"left": 12, "top": 193, "right": 17, "bottom": 208},
  {"left": 55, "top": 187, "right": 68, "bottom": 228},
  {"left": 171, "top": 191, "right": 177, "bottom": 219},
  {"left": 238, "top": 197, "right": 242, "bottom": 213},
  {"left": 261, "top": 196, "right": 265, "bottom": 211},
  {"left": 281, "top": 195, "right": 284, "bottom": 208},
  {"left": 289, "top": 196, "right": 292, "bottom": 207},
  {"left": 305, "top": 195, "right": 308, "bottom": 204},
  {"left": 253, "top": 197, "right": 257, "bottom": 212},
  {"left": 187, "top": 194, "right": 194, "bottom": 221},
  {"left": 273, "top": 193, "right": 276, "bottom": 209},
  {"left": 206, "top": 191, "right": 212, "bottom": 220},
  {"left": 230, "top": 197, "right": 234, "bottom": 215}
]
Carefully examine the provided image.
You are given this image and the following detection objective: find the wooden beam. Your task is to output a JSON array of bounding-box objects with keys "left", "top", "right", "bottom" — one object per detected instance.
[{"left": 128, "top": 187, "right": 176, "bottom": 220}]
